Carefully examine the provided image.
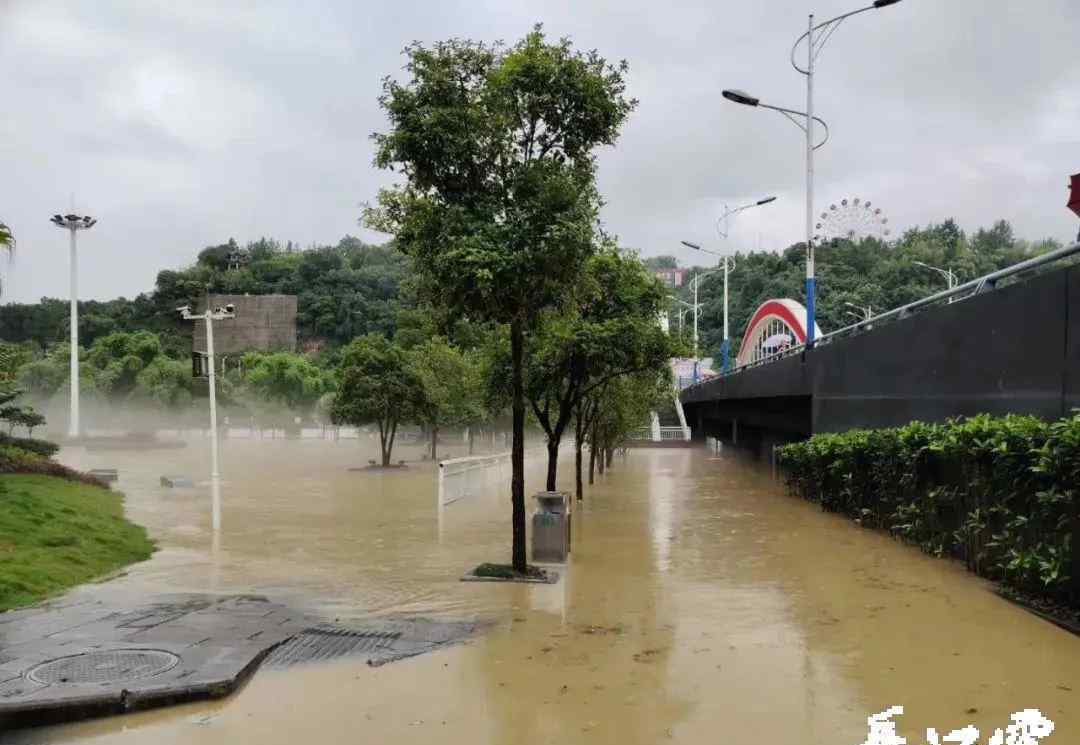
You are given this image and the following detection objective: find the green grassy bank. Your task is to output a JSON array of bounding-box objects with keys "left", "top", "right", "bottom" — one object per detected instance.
[{"left": 0, "top": 474, "right": 154, "bottom": 611}]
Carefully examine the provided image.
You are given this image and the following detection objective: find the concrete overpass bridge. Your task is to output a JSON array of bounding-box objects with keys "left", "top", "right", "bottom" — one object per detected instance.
[{"left": 680, "top": 244, "right": 1080, "bottom": 454}]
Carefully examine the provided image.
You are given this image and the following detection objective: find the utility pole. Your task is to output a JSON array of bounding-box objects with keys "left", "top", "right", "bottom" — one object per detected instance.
[{"left": 179, "top": 302, "right": 237, "bottom": 531}]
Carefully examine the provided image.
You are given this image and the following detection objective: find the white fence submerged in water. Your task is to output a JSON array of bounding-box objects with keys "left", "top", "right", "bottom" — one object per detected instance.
[
  {"left": 436, "top": 445, "right": 559, "bottom": 508},
  {"left": 437, "top": 451, "right": 512, "bottom": 507}
]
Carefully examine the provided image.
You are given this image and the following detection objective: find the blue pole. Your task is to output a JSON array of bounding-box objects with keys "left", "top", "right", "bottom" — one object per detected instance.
[
  {"left": 720, "top": 338, "right": 731, "bottom": 373},
  {"left": 805, "top": 276, "right": 816, "bottom": 346}
]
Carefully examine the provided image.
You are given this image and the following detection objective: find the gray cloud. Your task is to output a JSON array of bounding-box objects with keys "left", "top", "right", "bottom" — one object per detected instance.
[{"left": 2, "top": 0, "right": 1078, "bottom": 302}]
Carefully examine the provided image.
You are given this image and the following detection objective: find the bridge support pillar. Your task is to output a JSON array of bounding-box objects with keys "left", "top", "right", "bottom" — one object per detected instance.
[{"left": 731, "top": 419, "right": 738, "bottom": 446}]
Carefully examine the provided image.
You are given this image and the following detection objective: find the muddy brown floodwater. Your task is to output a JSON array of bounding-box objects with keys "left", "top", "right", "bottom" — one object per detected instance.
[{"left": 5, "top": 437, "right": 1079, "bottom": 744}]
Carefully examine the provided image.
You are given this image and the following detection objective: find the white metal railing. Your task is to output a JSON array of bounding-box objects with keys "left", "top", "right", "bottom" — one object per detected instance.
[
  {"left": 687, "top": 241, "right": 1080, "bottom": 386},
  {"left": 659, "top": 426, "right": 689, "bottom": 441}
]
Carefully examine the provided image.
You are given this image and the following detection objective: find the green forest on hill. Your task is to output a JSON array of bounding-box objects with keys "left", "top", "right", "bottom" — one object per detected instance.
[
  {"left": 0, "top": 217, "right": 1066, "bottom": 419},
  {"left": 651, "top": 218, "right": 1064, "bottom": 359}
]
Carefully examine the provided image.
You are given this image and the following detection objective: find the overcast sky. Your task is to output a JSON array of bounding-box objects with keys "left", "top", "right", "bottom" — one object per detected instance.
[{"left": 2, "top": 0, "right": 1078, "bottom": 302}]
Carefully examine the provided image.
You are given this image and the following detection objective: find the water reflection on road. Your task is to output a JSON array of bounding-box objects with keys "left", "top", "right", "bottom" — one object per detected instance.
[{"left": 9, "top": 439, "right": 1079, "bottom": 744}]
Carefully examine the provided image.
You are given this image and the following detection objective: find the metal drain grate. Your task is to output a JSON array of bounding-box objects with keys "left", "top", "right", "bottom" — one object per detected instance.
[
  {"left": 28, "top": 650, "right": 180, "bottom": 685},
  {"left": 263, "top": 626, "right": 401, "bottom": 669}
]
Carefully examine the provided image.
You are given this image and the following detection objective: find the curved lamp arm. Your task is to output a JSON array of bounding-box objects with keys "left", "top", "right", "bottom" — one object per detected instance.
[
  {"left": 790, "top": 1, "right": 900, "bottom": 74},
  {"left": 760, "top": 103, "right": 831, "bottom": 150}
]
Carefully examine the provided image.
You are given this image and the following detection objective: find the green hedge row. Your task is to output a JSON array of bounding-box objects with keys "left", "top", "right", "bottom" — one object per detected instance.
[
  {"left": 0, "top": 445, "right": 107, "bottom": 487},
  {"left": 0, "top": 434, "right": 59, "bottom": 458},
  {"left": 778, "top": 413, "right": 1080, "bottom": 602}
]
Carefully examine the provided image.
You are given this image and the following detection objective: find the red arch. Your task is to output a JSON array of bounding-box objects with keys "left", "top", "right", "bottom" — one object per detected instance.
[{"left": 740, "top": 300, "right": 808, "bottom": 348}]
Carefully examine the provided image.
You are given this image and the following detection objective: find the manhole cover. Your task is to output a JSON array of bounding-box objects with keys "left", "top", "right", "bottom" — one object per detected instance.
[{"left": 28, "top": 650, "right": 180, "bottom": 685}]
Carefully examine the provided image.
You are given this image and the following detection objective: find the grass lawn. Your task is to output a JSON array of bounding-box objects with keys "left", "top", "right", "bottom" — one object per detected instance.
[{"left": 0, "top": 474, "right": 154, "bottom": 612}]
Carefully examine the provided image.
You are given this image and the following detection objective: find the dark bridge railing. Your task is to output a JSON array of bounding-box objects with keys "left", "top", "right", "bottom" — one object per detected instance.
[{"left": 696, "top": 240, "right": 1080, "bottom": 387}]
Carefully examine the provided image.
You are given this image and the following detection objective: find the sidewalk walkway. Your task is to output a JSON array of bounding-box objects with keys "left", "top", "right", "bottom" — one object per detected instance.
[{"left": 0, "top": 594, "right": 478, "bottom": 729}]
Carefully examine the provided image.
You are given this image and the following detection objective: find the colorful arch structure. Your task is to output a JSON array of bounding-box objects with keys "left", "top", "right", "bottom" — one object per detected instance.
[{"left": 735, "top": 299, "right": 823, "bottom": 368}]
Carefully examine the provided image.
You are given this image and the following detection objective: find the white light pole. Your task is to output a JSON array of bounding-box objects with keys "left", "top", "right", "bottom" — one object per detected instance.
[
  {"left": 683, "top": 273, "right": 716, "bottom": 360},
  {"left": 179, "top": 302, "right": 236, "bottom": 531},
  {"left": 682, "top": 196, "right": 776, "bottom": 372},
  {"left": 723, "top": 0, "right": 904, "bottom": 347},
  {"left": 913, "top": 261, "right": 957, "bottom": 290},
  {"left": 50, "top": 213, "right": 96, "bottom": 438},
  {"left": 913, "top": 260, "right": 958, "bottom": 302}
]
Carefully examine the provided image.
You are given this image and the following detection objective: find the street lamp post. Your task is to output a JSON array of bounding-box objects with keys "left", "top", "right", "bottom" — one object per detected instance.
[
  {"left": 50, "top": 214, "right": 97, "bottom": 438},
  {"left": 723, "top": 0, "right": 904, "bottom": 347},
  {"left": 179, "top": 302, "right": 236, "bottom": 531},
  {"left": 913, "top": 261, "right": 958, "bottom": 302},
  {"left": 682, "top": 196, "right": 776, "bottom": 373}
]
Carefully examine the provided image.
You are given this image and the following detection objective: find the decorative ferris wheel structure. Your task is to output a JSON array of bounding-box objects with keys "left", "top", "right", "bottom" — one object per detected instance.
[{"left": 814, "top": 197, "right": 891, "bottom": 244}]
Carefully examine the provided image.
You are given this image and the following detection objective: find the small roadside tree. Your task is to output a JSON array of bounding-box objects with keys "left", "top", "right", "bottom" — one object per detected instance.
[
  {"left": 527, "top": 248, "right": 674, "bottom": 491},
  {"left": 243, "top": 352, "right": 333, "bottom": 418},
  {"left": 368, "top": 27, "right": 635, "bottom": 571},
  {"left": 331, "top": 334, "right": 423, "bottom": 466},
  {"left": 584, "top": 370, "right": 671, "bottom": 485},
  {"left": 408, "top": 337, "right": 484, "bottom": 462}
]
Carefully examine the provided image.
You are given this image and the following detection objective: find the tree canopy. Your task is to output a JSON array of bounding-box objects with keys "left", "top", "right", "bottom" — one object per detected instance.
[{"left": 331, "top": 334, "right": 424, "bottom": 466}]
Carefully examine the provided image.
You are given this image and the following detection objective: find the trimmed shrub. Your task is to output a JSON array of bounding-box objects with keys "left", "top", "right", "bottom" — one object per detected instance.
[
  {"left": 778, "top": 413, "right": 1079, "bottom": 604},
  {"left": 0, "top": 445, "right": 107, "bottom": 488},
  {"left": 0, "top": 434, "right": 59, "bottom": 457}
]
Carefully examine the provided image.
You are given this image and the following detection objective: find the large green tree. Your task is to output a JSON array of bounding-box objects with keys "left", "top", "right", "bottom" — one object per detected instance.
[
  {"left": 368, "top": 27, "right": 635, "bottom": 571},
  {"left": 331, "top": 334, "right": 423, "bottom": 467}
]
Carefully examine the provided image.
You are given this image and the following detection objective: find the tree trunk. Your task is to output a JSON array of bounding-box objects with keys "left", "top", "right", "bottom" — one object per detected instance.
[
  {"left": 598, "top": 444, "right": 605, "bottom": 475},
  {"left": 545, "top": 437, "right": 559, "bottom": 491},
  {"left": 588, "top": 422, "right": 597, "bottom": 485},
  {"left": 574, "top": 406, "right": 585, "bottom": 500},
  {"left": 382, "top": 419, "right": 397, "bottom": 467},
  {"left": 606, "top": 448, "right": 614, "bottom": 469},
  {"left": 431, "top": 424, "right": 438, "bottom": 463},
  {"left": 575, "top": 442, "right": 584, "bottom": 500},
  {"left": 510, "top": 318, "right": 527, "bottom": 573},
  {"left": 468, "top": 426, "right": 475, "bottom": 455}
]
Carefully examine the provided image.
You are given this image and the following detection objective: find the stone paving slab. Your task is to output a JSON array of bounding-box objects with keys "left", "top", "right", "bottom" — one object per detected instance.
[{"left": 0, "top": 594, "right": 309, "bottom": 728}]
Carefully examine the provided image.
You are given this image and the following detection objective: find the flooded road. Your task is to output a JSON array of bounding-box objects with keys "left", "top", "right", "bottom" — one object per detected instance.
[{"left": 6, "top": 438, "right": 1079, "bottom": 743}]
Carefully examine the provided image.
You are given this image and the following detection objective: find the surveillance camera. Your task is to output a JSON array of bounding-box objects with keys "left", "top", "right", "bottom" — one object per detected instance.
[{"left": 224, "top": 303, "right": 235, "bottom": 314}]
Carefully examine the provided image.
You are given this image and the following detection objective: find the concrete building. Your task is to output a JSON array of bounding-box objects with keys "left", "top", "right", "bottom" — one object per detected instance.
[
  {"left": 654, "top": 268, "right": 686, "bottom": 289},
  {"left": 192, "top": 294, "right": 298, "bottom": 359}
]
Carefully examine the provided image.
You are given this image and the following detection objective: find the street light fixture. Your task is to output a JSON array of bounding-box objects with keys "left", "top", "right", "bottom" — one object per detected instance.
[
  {"left": 723, "top": 0, "right": 904, "bottom": 348},
  {"left": 50, "top": 213, "right": 97, "bottom": 438},
  {"left": 179, "top": 303, "right": 236, "bottom": 531},
  {"left": 913, "top": 261, "right": 958, "bottom": 302},
  {"left": 672, "top": 258, "right": 717, "bottom": 363},
  {"left": 682, "top": 196, "right": 777, "bottom": 372},
  {"left": 844, "top": 301, "right": 873, "bottom": 322}
]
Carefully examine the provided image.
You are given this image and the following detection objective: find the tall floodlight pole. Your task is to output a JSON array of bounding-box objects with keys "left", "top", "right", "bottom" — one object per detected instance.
[
  {"left": 724, "top": 0, "right": 904, "bottom": 347},
  {"left": 179, "top": 302, "right": 236, "bottom": 531},
  {"left": 50, "top": 214, "right": 96, "bottom": 438}
]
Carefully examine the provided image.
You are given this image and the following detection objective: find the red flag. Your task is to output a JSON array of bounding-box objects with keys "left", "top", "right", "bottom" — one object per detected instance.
[{"left": 1069, "top": 174, "right": 1080, "bottom": 218}]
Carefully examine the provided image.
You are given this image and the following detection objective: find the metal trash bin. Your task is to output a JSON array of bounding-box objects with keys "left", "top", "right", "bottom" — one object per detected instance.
[{"left": 531, "top": 491, "right": 571, "bottom": 563}]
